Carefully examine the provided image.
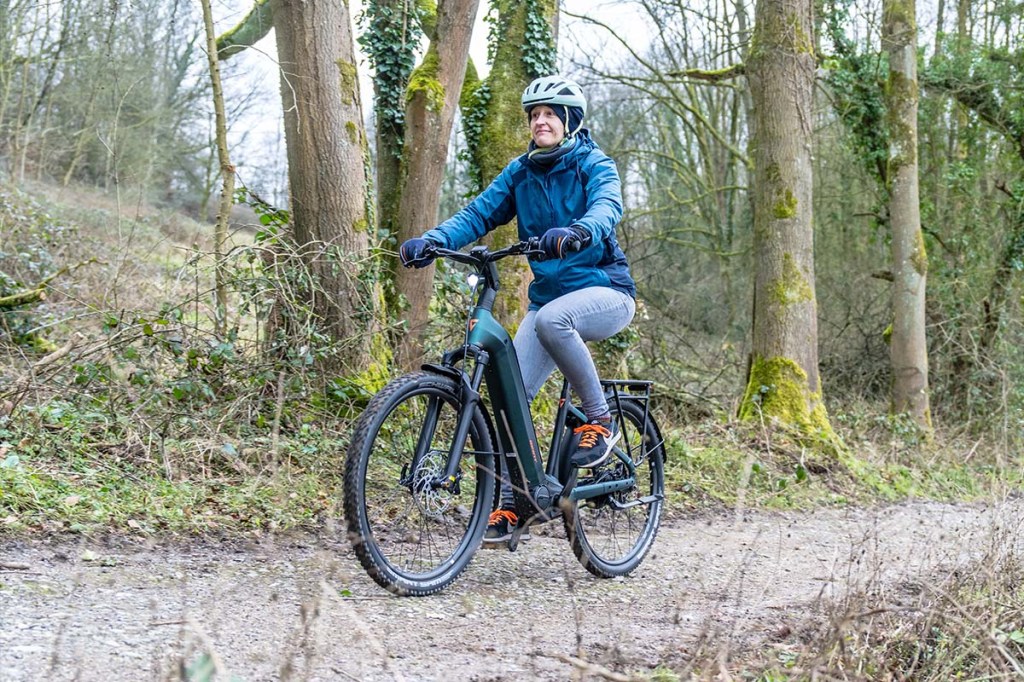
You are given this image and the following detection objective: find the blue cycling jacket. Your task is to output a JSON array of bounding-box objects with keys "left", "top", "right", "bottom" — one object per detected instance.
[{"left": 422, "top": 129, "right": 636, "bottom": 309}]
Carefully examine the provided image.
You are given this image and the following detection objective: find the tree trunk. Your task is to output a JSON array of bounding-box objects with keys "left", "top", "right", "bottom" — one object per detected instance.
[
  {"left": 883, "top": 0, "right": 931, "bottom": 431},
  {"left": 739, "top": 0, "right": 835, "bottom": 444},
  {"left": 467, "top": 0, "right": 557, "bottom": 324},
  {"left": 200, "top": 0, "right": 234, "bottom": 339},
  {"left": 272, "top": 0, "right": 371, "bottom": 371},
  {"left": 360, "top": 0, "right": 423, "bottom": 323},
  {"left": 216, "top": 0, "right": 272, "bottom": 57},
  {"left": 394, "top": 0, "right": 480, "bottom": 369}
]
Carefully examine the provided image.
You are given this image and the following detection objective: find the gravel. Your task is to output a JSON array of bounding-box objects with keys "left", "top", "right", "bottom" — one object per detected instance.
[{"left": 2, "top": 497, "right": 1022, "bottom": 681}]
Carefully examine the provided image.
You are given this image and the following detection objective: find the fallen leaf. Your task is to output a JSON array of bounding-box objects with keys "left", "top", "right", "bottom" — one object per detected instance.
[{"left": 64, "top": 495, "right": 81, "bottom": 507}]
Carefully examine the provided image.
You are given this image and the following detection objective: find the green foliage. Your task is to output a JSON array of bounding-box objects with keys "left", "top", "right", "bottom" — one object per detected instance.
[
  {"left": 0, "top": 188, "right": 71, "bottom": 347},
  {"left": 662, "top": 427, "right": 832, "bottom": 512},
  {"left": 522, "top": 0, "right": 557, "bottom": 78},
  {"left": 459, "top": 81, "right": 492, "bottom": 194},
  {"left": 823, "top": 0, "right": 889, "bottom": 187},
  {"left": 358, "top": 0, "right": 425, "bottom": 151}
]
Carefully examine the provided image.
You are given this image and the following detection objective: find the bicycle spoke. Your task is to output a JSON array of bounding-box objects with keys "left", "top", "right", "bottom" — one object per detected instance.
[
  {"left": 568, "top": 400, "right": 664, "bottom": 577},
  {"left": 346, "top": 373, "right": 495, "bottom": 594}
]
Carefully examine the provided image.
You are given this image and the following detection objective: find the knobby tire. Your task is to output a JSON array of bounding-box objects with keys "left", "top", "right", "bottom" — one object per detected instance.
[
  {"left": 563, "top": 399, "right": 665, "bottom": 577},
  {"left": 344, "top": 371, "right": 495, "bottom": 596}
]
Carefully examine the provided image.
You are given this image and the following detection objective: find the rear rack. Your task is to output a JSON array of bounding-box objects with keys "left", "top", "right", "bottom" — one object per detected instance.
[{"left": 601, "top": 379, "right": 654, "bottom": 466}]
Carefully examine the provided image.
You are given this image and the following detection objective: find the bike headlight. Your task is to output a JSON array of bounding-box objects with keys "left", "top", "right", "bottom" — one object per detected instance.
[{"left": 466, "top": 273, "right": 480, "bottom": 290}]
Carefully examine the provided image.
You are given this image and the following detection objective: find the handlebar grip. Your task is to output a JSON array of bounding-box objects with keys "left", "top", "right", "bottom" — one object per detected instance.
[{"left": 566, "top": 238, "right": 583, "bottom": 253}]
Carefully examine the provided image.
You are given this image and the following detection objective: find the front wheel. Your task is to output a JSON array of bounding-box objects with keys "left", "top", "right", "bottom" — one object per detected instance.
[
  {"left": 563, "top": 399, "right": 665, "bottom": 578},
  {"left": 344, "top": 371, "right": 495, "bottom": 596}
]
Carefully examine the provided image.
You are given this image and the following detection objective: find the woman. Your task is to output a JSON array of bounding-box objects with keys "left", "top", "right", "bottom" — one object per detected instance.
[{"left": 400, "top": 75, "right": 636, "bottom": 543}]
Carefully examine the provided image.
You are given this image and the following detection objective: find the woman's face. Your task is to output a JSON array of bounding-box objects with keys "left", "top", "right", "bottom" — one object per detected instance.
[{"left": 529, "top": 105, "right": 565, "bottom": 147}]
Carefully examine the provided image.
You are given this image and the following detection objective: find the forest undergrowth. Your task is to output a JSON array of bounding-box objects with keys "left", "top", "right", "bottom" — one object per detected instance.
[
  {"left": 0, "top": 180, "right": 1021, "bottom": 536},
  {"left": 1, "top": 182, "right": 1023, "bottom": 681},
  {"left": 669, "top": 526, "right": 1024, "bottom": 682}
]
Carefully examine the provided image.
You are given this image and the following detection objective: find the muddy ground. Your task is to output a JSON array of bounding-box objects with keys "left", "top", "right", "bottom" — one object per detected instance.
[{"left": 2, "top": 498, "right": 1022, "bottom": 681}]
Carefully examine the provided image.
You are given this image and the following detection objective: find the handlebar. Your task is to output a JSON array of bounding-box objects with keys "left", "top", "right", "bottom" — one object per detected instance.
[
  {"left": 419, "top": 235, "right": 583, "bottom": 311},
  {"left": 427, "top": 234, "right": 582, "bottom": 268},
  {"left": 427, "top": 237, "right": 546, "bottom": 267}
]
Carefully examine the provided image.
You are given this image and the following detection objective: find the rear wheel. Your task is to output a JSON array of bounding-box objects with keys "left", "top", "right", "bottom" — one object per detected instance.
[
  {"left": 564, "top": 400, "right": 664, "bottom": 577},
  {"left": 344, "top": 371, "right": 495, "bottom": 596}
]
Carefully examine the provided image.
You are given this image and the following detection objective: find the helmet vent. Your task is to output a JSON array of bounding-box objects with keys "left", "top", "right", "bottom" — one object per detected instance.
[
  {"left": 544, "top": 82, "right": 561, "bottom": 91},
  {"left": 557, "top": 87, "right": 575, "bottom": 96}
]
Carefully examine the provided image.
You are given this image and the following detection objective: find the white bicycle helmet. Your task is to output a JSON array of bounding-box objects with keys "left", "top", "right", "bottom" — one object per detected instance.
[{"left": 521, "top": 76, "right": 587, "bottom": 117}]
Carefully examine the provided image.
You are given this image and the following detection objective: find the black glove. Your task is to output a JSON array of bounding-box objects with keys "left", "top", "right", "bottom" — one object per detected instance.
[
  {"left": 538, "top": 226, "right": 589, "bottom": 260},
  {"left": 400, "top": 237, "right": 439, "bottom": 268}
]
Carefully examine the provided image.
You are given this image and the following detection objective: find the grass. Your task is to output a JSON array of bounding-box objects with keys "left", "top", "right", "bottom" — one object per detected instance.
[
  {"left": 0, "top": 410, "right": 345, "bottom": 534},
  {"left": 658, "top": 401, "right": 1024, "bottom": 517},
  {"left": 2, "top": 178, "right": 1023, "bottom": 539},
  {"left": 725, "top": 539, "right": 1024, "bottom": 680},
  {"left": 3, "top": 179, "right": 1024, "bottom": 682}
]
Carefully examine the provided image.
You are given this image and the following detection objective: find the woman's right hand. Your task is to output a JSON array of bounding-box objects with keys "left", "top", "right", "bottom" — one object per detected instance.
[
  {"left": 538, "top": 226, "right": 588, "bottom": 260},
  {"left": 400, "top": 237, "right": 438, "bottom": 268}
]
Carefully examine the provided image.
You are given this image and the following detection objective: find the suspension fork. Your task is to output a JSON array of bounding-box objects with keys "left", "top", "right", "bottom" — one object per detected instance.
[{"left": 439, "top": 354, "right": 488, "bottom": 483}]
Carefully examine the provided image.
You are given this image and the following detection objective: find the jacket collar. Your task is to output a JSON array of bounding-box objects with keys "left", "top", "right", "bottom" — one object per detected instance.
[{"left": 523, "top": 128, "right": 594, "bottom": 172}]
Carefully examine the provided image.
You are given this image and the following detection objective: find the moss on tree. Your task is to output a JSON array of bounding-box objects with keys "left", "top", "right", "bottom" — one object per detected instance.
[
  {"left": 773, "top": 189, "right": 798, "bottom": 219},
  {"left": 911, "top": 228, "right": 928, "bottom": 276},
  {"left": 739, "top": 355, "right": 839, "bottom": 448},
  {"left": 770, "top": 253, "right": 813, "bottom": 305},
  {"left": 886, "top": 70, "right": 919, "bottom": 171},
  {"left": 215, "top": 0, "right": 272, "bottom": 59},
  {"left": 337, "top": 59, "right": 359, "bottom": 106},
  {"left": 460, "top": 60, "right": 480, "bottom": 111},
  {"left": 417, "top": 0, "right": 438, "bottom": 39},
  {"left": 406, "top": 46, "right": 445, "bottom": 112}
]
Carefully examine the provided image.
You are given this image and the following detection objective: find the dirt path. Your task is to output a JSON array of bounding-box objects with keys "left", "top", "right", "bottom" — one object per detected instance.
[{"left": 2, "top": 498, "right": 1022, "bottom": 681}]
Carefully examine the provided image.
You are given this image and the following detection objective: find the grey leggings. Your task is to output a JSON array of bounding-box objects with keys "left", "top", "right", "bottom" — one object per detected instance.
[{"left": 499, "top": 286, "right": 635, "bottom": 508}]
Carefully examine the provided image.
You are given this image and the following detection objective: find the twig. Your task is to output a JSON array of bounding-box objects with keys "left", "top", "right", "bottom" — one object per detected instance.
[
  {"left": 545, "top": 653, "right": 644, "bottom": 682},
  {"left": 186, "top": 616, "right": 230, "bottom": 675},
  {"left": 3, "top": 332, "right": 85, "bottom": 411},
  {"left": 271, "top": 369, "right": 285, "bottom": 467},
  {"left": 0, "top": 561, "right": 31, "bottom": 570},
  {"left": 337, "top": 595, "right": 393, "bottom": 601},
  {"left": 149, "top": 620, "right": 188, "bottom": 627}
]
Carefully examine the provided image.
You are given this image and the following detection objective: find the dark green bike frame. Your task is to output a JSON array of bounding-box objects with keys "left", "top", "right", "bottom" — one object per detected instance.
[{"left": 416, "top": 244, "right": 652, "bottom": 544}]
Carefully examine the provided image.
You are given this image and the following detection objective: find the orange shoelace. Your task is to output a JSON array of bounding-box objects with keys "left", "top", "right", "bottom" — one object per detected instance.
[
  {"left": 573, "top": 422, "right": 611, "bottom": 449},
  {"left": 488, "top": 508, "right": 517, "bottom": 525}
]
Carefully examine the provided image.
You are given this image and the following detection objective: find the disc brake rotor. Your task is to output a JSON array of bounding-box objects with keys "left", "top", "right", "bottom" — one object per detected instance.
[{"left": 411, "top": 451, "right": 454, "bottom": 518}]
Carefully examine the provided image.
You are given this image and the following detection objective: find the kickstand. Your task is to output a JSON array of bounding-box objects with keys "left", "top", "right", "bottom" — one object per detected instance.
[
  {"left": 507, "top": 523, "right": 527, "bottom": 552},
  {"left": 561, "top": 468, "right": 578, "bottom": 501}
]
